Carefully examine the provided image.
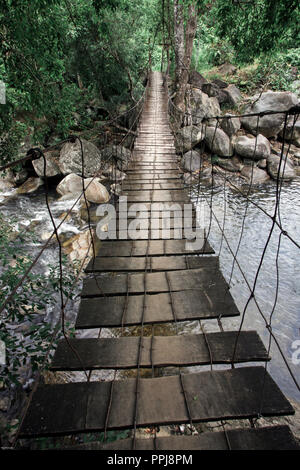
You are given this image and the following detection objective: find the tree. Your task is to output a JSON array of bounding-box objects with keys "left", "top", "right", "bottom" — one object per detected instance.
[{"left": 173, "top": 1, "right": 198, "bottom": 113}]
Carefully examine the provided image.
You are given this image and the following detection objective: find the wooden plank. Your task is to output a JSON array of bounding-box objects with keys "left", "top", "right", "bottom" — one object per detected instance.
[
  {"left": 116, "top": 202, "right": 197, "bottom": 218},
  {"left": 122, "top": 182, "right": 185, "bottom": 190},
  {"left": 81, "top": 267, "right": 228, "bottom": 297},
  {"left": 124, "top": 190, "right": 190, "bottom": 203},
  {"left": 100, "top": 228, "right": 204, "bottom": 240},
  {"left": 125, "top": 174, "right": 181, "bottom": 180},
  {"left": 95, "top": 239, "right": 214, "bottom": 257},
  {"left": 85, "top": 255, "right": 218, "bottom": 272},
  {"left": 61, "top": 426, "right": 300, "bottom": 450},
  {"left": 76, "top": 285, "right": 239, "bottom": 328},
  {"left": 126, "top": 169, "right": 182, "bottom": 174},
  {"left": 20, "top": 367, "right": 294, "bottom": 437},
  {"left": 51, "top": 331, "right": 269, "bottom": 371}
]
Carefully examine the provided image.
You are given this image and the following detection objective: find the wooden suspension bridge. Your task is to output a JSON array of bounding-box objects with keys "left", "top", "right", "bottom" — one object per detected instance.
[{"left": 19, "top": 72, "right": 299, "bottom": 450}]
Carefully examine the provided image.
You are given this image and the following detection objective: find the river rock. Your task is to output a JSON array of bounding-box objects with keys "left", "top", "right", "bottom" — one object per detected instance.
[
  {"left": 267, "top": 154, "right": 295, "bottom": 181},
  {"left": 204, "top": 127, "right": 233, "bottom": 157},
  {"left": 188, "top": 70, "right": 209, "bottom": 89},
  {"left": 188, "top": 87, "right": 221, "bottom": 125},
  {"left": 59, "top": 138, "right": 102, "bottom": 177},
  {"left": 68, "top": 229, "right": 93, "bottom": 265},
  {"left": 212, "top": 79, "right": 229, "bottom": 89},
  {"left": 56, "top": 173, "right": 82, "bottom": 196},
  {"left": 223, "top": 85, "right": 242, "bottom": 106},
  {"left": 17, "top": 177, "right": 43, "bottom": 194},
  {"left": 175, "top": 125, "right": 204, "bottom": 153},
  {"left": 84, "top": 178, "right": 110, "bottom": 204},
  {"left": 241, "top": 91, "right": 299, "bottom": 138},
  {"left": 279, "top": 117, "right": 300, "bottom": 147},
  {"left": 257, "top": 159, "right": 267, "bottom": 169},
  {"left": 217, "top": 157, "right": 241, "bottom": 172},
  {"left": 235, "top": 134, "right": 270, "bottom": 160},
  {"left": 241, "top": 166, "right": 270, "bottom": 184},
  {"left": 32, "top": 150, "right": 61, "bottom": 177},
  {"left": 182, "top": 150, "right": 202, "bottom": 172},
  {"left": 101, "top": 145, "right": 131, "bottom": 171},
  {"left": 201, "top": 83, "right": 228, "bottom": 104},
  {"left": 57, "top": 173, "right": 110, "bottom": 204},
  {"left": 220, "top": 114, "right": 241, "bottom": 137}
]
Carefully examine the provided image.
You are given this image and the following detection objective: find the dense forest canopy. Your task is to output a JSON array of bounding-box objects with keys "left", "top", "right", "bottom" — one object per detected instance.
[{"left": 0, "top": 0, "right": 299, "bottom": 165}]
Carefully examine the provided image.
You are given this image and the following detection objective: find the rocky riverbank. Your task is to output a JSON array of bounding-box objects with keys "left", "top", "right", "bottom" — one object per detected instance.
[{"left": 174, "top": 69, "right": 300, "bottom": 186}]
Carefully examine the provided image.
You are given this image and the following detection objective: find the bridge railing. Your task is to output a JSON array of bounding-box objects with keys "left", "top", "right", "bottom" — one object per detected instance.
[
  {"left": 0, "top": 86, "right": 147, "bottom": 423},
  {"left": 164, "top": 78, "right": 300, "bottom": 401}
]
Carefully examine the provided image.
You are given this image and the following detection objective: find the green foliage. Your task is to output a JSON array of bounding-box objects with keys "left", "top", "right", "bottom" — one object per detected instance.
[
  {"left": 0, "top": 214, "right": 77, "bottom": 388},
  {"left": 0, "top": 0, "right": 161, "bottom": 166},
  {"left": 212, "top": 0, "right": 300, "bottom": 63}
]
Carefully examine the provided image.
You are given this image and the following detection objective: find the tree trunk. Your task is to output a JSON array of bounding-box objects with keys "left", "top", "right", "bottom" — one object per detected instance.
[
  {"left": 174, "top": 2, "right": 198, "bottom": 114},
  {"left": 174, "top": 0, "right": 185, "bottom": 94}
]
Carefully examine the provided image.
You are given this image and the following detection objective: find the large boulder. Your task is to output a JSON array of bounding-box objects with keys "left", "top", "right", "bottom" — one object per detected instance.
[
  {"left": 217, "top": 157, "right": 242, "bottom": 172},
  {"left": 101, "top": 145, "right": 131, "bottom": 171},
  {"left": 59, "top": 138, "right": 102, "bottom": 177},
  {"left": 241, "top": 91, "right": 299, "bottom": 138},
  {"left": 223, "top": 84, "right": 242, "bottom": 106},
  {"left": 32, "top": 150, "right": 61, "bottom": 177},
  {"left": 235, "top": 134, "right": 271, "bottom": 160},
  {"left": 175, "top": 125, "right": 204, "bottom": 153},
  {"left": 204, "top": 127, "right": 233, "bottom": 157},
  {"left": 212, "top": 79, "right": 229, "bottom": 89},
  {"left": 241, "top": 166, "right": 270, "bottom": 184},
  {"left": 220, "top": 114, "right": 241, "bottom": 137},
  {"left": 56, "top": 173, "right": 82, "bottom": 196},
  {"left": 267, "top": 154, "right": 295, "bottom": 181},
  {"left": 201, "top": 83, "right": 228, "bottom": 104},
  {"left": 182, "top": 150, "right": 202, "bottom": 172},
  {"left": 84, "top": 178, "right": 110, "bottom": 204},
  {"left": 57, "top": 173, "right": 110, "bottom": 204},
  {"left": 279, "top": 117, "right": 300, "bottom": 147},
  {"left": 188, "top": 70, "right": 209, "bottom": 89},
  {"left": 188, "top": 88, "right": 221, "bottom": 125}
]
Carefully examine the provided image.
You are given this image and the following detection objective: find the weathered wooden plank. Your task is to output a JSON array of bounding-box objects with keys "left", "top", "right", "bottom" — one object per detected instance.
[
  {"left": 85, "top": 255, "right": 217, "bottom": 272},
  {"left": 125, "top": 174, "right": 181, "bottom": 180},
  {"left": 51, "top": 331, "right": 269, "bottom": 371},
  {"left": 126, "top": 169, "right": 182, "bottom": 174},
  {"left": 81, "top": 267, "right": 227, "bottom": 297},
  {"left": 61, "top": 426, "right": 300, "bottom": 450},
  {"left": 116, "top": 202, "right": 196, "bottom": 218},
  {"left": 95, "top": 239, "right": 214, "bottom": 257},
  {"left": 124, "top": 190, "right": 190, "bottom": 203},
  {"left": 20, "top": 368, "right": 294, "bottom": 437},
  {"left": 122, "top": 182, "right": 185, "bottom": 190},
  {"left": 76, "top": 285, "right": 239, "bottom": 328},
  {"left": 100, "top": 228, "right": 204, "bottom": 240}
]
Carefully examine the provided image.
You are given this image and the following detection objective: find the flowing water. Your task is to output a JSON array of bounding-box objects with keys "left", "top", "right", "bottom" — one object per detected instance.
[
  {"left": 0, "top": 177, "right": 299, "bottom": 403},
  {"left": 191, "top": 177, "right": 300, "bottom": 404}
]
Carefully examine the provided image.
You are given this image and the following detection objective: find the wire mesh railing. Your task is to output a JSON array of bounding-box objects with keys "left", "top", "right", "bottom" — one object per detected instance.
[{"left": 165, "top": 73, "right": 300, "bottom": 400}]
